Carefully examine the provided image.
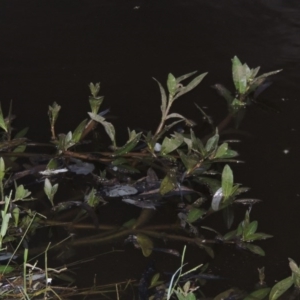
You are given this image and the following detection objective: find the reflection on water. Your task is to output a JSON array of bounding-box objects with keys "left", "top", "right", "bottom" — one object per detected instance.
[{"left": 1, "top": 0, "right": 300, "bottom": 296}]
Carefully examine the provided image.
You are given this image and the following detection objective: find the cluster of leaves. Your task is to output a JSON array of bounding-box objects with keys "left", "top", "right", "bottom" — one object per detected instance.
[{"left": 0, "top": 56, "right": 286, "bottom": 299}]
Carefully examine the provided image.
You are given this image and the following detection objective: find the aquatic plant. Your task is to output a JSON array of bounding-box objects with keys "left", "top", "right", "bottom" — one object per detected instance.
[{"left": 0, "top": 57, "right": 285, "bottom": 299}]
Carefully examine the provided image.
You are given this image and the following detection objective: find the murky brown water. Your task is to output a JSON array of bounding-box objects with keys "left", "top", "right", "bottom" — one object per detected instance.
[{"left": 1, "top": 0, "right": 300, "bottom": 298}]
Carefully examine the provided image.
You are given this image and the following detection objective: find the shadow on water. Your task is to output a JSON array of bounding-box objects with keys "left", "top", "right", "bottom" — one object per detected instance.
[{"left": 1, "top": 0, "right": 300, "bottom": 297}]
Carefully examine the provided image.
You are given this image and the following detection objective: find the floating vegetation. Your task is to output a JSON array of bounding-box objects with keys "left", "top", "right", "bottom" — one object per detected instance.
[{"left": 0, "top": 56, "right": 292, "bottom": 299}]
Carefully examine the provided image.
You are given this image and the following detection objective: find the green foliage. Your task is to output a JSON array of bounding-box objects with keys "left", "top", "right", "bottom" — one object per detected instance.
[
  {"left": 0, "top": 57, "right": 283, "bottom": 299},
  {"left": 44, "top": 178, "right": 58, "bottom": 207},
  {"left": 136, "top": 234, "right": 153, "bottom": 257}
]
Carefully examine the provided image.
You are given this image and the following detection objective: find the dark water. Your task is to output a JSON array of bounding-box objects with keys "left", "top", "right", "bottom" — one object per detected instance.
[{"left": 1, "top": 0, "right": 300, "bottom": 297}]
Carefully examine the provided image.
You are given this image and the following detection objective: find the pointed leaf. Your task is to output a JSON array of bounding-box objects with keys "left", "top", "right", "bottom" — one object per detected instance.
[
  {"left": 173, "top": 72, "right": 207, "bottom": 100},
  {"left": 222, "top": 165, "right": 233, "bottom": 199},
  {"left": 250, "top": 67, "right": 260, "bottom": 80},
  {"left": 114, "top": 132, "right": 142, "bottom": 156},
  {"left": 244, "top": 288, "right": 271, "bottom": 300},
  {"left": 269, "top": 276, "right": 293, "bottom": 300},
  {"left": 245, "top": 244, "right": 265, "bottom": 256},
  {"left": 161, "top": 135, "right": 183, "bottom": 155},
  {"left": 245, "top": 232, "right": 273, "bottom": 242},
  {"left": 256, "top": 69, "right": 282, "bottom": 80},
  {"left": 205, "top": 131, "right": 219, "bottom": 152},
  {"left": 167, "top": 73, "right": 177, "bottom": 97},
  {"left": 153, "top": 78, "right": 167, "bottom": 115},
  {"left": 245, "top": 220, "right": 258, "bottom": 237},
  {"left": 1, "top": 213, "right": 11, "bottom": 237},
  {"left": 214, "top": 143, "right": 228, "bottom": 158},
  {"left": 47, "top": 158, "right": 59, "bottom": 170},
  {"left": 88, "top": 112, "right": 115, "bottom": 144},
  {"left": 289, "top": 258, "right": 300, "bottom": 275},
  {"left": 44, "top": 178, "right": 52, "bottom": 199},
  {"left": 14, "top": 127, "right": 29, "bottom": 139},
  {"left": 223, "top": 229, "right": 237, "bottom": 241},
  {"left": 0, "top": 157, "right": 5, "bottom": 181},
  {"left": 232, "top": 56, "right": 247, "bottom": 94},
  {"left": 176, "top": 70, "right": 198, "bottom": 83},
  {"left": 187, "top": 208, "right": 205, "bottom": 223},
  {"left": 223, "top": 206, "right": 234, "bottom": 229},
  {"left": 166, "top": 113, "right": 186, "bottom": 120},
  {"left": 0, "top": 104, "right": 7, "bottom": 132},
  {"left": 72, "top": 119, "right": 88, "bottom": 143},
  {"left": 212, "top": 84, "right": 234, "bottom": 106}
]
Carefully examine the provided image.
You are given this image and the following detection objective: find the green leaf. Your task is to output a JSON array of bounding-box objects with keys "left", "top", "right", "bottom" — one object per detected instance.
[
  {"left": 167, "top": 73, "right": 177, "bottom": 97},
  {"left": 136, "top": 234, "right": 153, "bottom": 257},
  {"left": 44, "top": 178, "right": 52, "bottom": 198},
  {"left": 269, "top": 276, "right": 293, "bottom": 300},
  {"left": 205, "top": 131, "right": 219, "bottom": 152},
  {"left": 236, "top": 223, "right": 243, "bottom": 236},
  {"left": 0, "top": 104, "right": 7, "bottom": 132},
  {"left": 256, "top": 69, "right": 282, "bottom": 80},
  {"left": 160, "top": 174, "right": 175, "bottom": 196},
  {"left": 223, "top": 229, "right": 237, "bottom": 241},
  {"left": 10, "top": 144, "right": 26, "bottom": 161},
  {"left": 187, "top": 208, "right": 205, "bottom": 223},
  {"left": 47, "top": 158, "right": 59, "bottom": 170},
  {"left": 221, "top": 149, "right": 239, "bottom": 158},
  {"left": 153, "top": 78, "right": 167, "bottom": 115},
  {"left": 15, "top": 184, "right": 31, "bottom": 200},
  {"left": 0, "top": 157, "right": 5, "bottom": 181},
  {"left": 0, "top": 213, "right": 10, "bottom": 238},
  {"left": 89, "top": 82, "right": 101, "bottom": 98},
  {"left": 191, "top": 130, "right": 205, "bottom": 155},
  {"left": 14, "top": 127, "right": 29, "bottom": 139},
  {"left": 0, "top": 264, "right": 15, "bottom": 274},
  {"left": 150, "top": 273, "right": 161, "bottom": 288},
  {"left": 244, "top": 288, "right": 271, "bottom": 300},
  {"left": 245, "top": 220, "right": 258, "bottom": 236},
  {"left": 173, "top": 72, "right": 208, "bottom": 100},
  {"left": 72, "top": 119, "right": 88, "bottom": 143},
  {"left": 245, "top": 244, "right": 265, "bottom": 256},
  {"left": 250, "top": 67, "right": 260, "bottom": 80},
  {"left": 161, "top": 135, "right": 183, "bottom": 155},
  {"left": 12, "top": 206, "right": 20, "bottom": 226},
  {"left": 178, "top": 150, "right": 198, "bottom": 173},
  {"left": 214, "top": 289, "right": 237, "bottom": 300},
  {"left": 121, "top": 219, "right": 136, "bottom": 229},
  {"left": 176, "top": 70, "right": 198, "bottom": 83},
  {"left": 214, "top": 143, "right": 228, "bottom": 158},
  {"left": 232, "top": 56, "right": 247, "bottom": 94},
  {"left": 48, "top": 102, "right": 61, "bottom": 124},
  {"left": 114, "top": 132, "right": 142, "bottom": 156},
  {"left": 212, "top": 84, "right": 234, "bottom": 107},
  {"left": 244, "top": 232, "right": 273, "bottom": 242},
  {"left": 221, "top": 165, "right": 233, "bottom": 199},
  {"left": 289, "top": 258, "right": 300, "bottom": 275},
  {"left": 223, "top": 206, "right": 234, "bottom": 229},
  {"left": 88, "top": 112, "right": 116, "bottom": 145}
]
